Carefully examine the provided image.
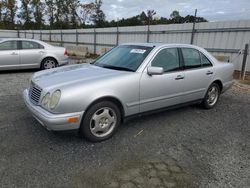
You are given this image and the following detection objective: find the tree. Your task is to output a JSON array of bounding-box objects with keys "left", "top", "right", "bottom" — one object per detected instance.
[
  {"left": 19, "top": 0, "right": 33, "bottom": 29},
  {"left": 91, "top": 0, "right": 105, "bottom": 27},
  {"left": 147, "top": 9, "right": 156, "bottom": 24},
  {"left": 169, "top": 10, "right": 182, "bottom": 23},
  {"left": 78, "top": 2, "right": 95, "bottom": 25},
  {"left": 68, "top": 0, "right": 80, "bottom": 28},
  {"left": 45, "top": 0, "right": 56, "bottom": 28},
  {"left": 170, "top": 10, "right": 180, "bottom": 19},
  {"left": 32, "top": 0, "right": 45, "bottom": 29},
  {"left": 2, "top": 0, "right": 17, "bottom": 29},
  {"left": 54, "top": 0, "right": 78, "bottom": 29},
  {"left": 54, "top": 0, "right": 65, "bottom": 28},
  {"left": 0, "top": 0, "right": 3, "bottom": 22},
  {"left": 139, "top": 11, "right": 147, "bottom": 25}
]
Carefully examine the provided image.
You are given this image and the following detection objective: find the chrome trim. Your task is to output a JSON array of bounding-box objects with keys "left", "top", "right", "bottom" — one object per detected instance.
[{"left": 29, "top": 82, "right": 42, "bottom": 105}]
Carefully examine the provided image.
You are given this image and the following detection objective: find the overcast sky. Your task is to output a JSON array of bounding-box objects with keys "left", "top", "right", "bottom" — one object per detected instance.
[{"left": 99, "top": 0, "right": 250, "bottom": 21}]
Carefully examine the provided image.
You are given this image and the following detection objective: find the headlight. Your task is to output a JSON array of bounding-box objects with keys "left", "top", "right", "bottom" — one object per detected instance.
[
  {"left": 49, "top": 90, "right": 61, "bottom": 109},
  {"left": 42, "top": 93, "right": 50, "bottom": 106}
]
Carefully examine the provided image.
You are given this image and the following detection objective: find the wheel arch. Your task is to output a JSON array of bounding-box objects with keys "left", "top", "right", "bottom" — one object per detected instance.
[
  {"left": 212, "top": 79, "right": 223, "bottom": 92},
  {"left": 40, "top": 56, "right": 58, "bottom": 69},
  {"left": 83, "top": 96, "right": 125, "bottom": 123}
]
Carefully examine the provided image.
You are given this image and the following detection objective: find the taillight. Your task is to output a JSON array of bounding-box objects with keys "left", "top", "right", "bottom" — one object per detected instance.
[{"left": 64, "top": 49, "right": 68, "bottom": 56}]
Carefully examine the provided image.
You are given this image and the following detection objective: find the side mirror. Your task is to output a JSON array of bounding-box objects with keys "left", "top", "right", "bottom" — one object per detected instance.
[{"left": 147, "top": 66, "right": 164, "bottom": 76}]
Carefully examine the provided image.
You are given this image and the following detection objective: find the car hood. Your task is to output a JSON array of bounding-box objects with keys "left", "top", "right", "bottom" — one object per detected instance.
[{"left": 32, "top": 64, "right": 129, "bottom": 89}]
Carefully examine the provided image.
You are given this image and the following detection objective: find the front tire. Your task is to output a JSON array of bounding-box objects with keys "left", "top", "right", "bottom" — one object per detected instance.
[
  {"left": 80, "top": 101, "right": 121, "bottom": 142},
  {"left": 202, "top": 83, "right": 221, "bottom": 109},
  {"left": 41, "top": 58, "right": 58, "bottom": 70}
]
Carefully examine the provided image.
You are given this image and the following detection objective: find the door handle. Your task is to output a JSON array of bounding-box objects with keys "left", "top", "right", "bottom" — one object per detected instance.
[
  {"left": 39, "top": 51, "right": 45, "bottom": 54},
  {"left": 11, "top": 52, "right": 18, "bottom": 55},
  {"left": 206, "top": 71, "right": 213, "bottom": 75},
  {"left": 175, "top": 75, "right": 185, "bottom": 80}
]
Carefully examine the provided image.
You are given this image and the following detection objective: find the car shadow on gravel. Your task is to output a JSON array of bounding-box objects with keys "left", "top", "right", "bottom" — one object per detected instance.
[{"left": 0, "top": 69, "right": 39, "bottom": 74}]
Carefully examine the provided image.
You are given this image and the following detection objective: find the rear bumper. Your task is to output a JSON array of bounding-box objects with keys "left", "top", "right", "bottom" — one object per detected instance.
[
  {"left": 58, "top": 57, "right": 69, "bottom": 66},
  {"left": 23, "top": 89, "right": 83, "bottom": 131}
]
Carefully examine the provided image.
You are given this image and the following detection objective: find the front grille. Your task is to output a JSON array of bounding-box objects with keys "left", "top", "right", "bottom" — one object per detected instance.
[{"left": 29, "top": 82, "right": 42, "bottom": 105}]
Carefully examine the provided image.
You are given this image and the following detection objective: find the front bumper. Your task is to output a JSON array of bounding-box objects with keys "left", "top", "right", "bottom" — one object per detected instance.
[{"left": 23, "top": 89, "right": 84, "bottom": 131}]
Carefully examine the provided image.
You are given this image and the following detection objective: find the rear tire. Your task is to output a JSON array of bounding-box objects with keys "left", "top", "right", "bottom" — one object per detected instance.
[
  {"left": 202, "top": 83, "right": 221, "bottom": 109},
  {"left": 41, "top": 58, "right": 58, "bottom": 70},
  {"left": 80, "top": 101, "right": 121, "bottom": 142}
]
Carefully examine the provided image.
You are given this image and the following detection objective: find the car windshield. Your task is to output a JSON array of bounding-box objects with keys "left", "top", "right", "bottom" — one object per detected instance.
[{"left": 94, "top": 45, "right": 153, "bottom": 72}]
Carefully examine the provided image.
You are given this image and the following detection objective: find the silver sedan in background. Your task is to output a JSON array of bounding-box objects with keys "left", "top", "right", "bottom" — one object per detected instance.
[{"left": 0, "top": 38, "right": 69, "bottom": 70}]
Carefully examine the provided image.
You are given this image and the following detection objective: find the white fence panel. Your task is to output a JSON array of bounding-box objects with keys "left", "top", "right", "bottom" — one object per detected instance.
[{"left": 0, "top": 20, "right": 250, "bottom": 71}]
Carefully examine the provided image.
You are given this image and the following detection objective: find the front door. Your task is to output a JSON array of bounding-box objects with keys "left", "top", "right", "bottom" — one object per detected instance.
[
  {"left": 140, "top": 48, "right": 184, "bottom": 113},
  {"left": 0, "top": 40, "right": 19, "bottom": 69}
]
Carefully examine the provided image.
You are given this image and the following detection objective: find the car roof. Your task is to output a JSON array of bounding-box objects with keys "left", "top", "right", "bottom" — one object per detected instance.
[
  {"left": 121, "top": 42, "right": 201, "bottom": 49},
  {"left": 0, "top": 38, "right": 53, "bottom": 47},
  {"left": 122, "top": 42, "right": 213, "bottom": 56},
  {"left": 122, "top": 42, "right": 218, "bottom": 66},
  {"left": 0, "top": 38, "right": 41, "bottom": 42}
]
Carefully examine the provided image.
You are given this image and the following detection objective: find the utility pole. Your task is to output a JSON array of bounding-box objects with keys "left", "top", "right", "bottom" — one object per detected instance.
[
  {"left": 241, "top": 43, "right": 249, "bottom": 80},
  {"left": 190, "top": 9, "right": 197, "bottom": 44},
  {"left": 116, "top": 18, "right": 119, "bottom": 46}
]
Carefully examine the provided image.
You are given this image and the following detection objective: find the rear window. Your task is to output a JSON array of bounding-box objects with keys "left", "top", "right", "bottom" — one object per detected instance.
[
  {"left": 21, "top": 41, "right": 44, "bottom": 49},
  {"left": 182, "top": 48, "right": 201, "bottom": 69}
]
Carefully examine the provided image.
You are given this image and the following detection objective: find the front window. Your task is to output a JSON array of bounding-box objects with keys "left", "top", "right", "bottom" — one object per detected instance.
[
  {"left": 151, "top": 48, "right": 180, "bottom": 72},
  {"left": 94, "top": 45, "right": 153, "bottom": 72},
  {"left": 0, "top": 41, "right": 17, "bottom": 51}
]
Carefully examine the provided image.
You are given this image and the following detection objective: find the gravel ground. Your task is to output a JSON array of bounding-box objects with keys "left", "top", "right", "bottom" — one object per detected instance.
[{"left": 0, "top": 70, "right": 250, "bottom": 188}]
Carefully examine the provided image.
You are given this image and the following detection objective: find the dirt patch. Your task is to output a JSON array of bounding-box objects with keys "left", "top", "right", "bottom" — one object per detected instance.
[
  {"left": 71, "top": 157, "right": 195, "bottom": 188},
  {"left": 232, "top": 81, "right": 250, "bottom": 93}
]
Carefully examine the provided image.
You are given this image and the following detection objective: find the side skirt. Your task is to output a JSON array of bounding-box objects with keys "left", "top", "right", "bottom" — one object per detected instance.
[{"left": 124, "top": 99, "right": 203, "bottom": 123}]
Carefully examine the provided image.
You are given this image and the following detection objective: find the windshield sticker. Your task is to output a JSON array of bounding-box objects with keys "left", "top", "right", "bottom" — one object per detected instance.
[{"left": 130, "top": 49, "right": 146, "bottom": 54}]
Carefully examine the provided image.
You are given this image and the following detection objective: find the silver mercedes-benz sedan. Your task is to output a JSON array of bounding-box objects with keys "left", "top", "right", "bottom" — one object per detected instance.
[
  {"left": 0, "top": 38, "right": 69, "bottom": 70},
  {"left": 23, "top": 43, "right": 234, "bottom": 142}
]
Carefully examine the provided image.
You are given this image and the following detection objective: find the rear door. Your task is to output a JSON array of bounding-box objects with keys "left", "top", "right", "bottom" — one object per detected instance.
[
  {"left": 19, "top": 40, "right": 45, "bottom": 68},
  {"left": 181, "top": 48, "right": 214, "bottom": 102},
  {"left": 139, "top": 47, "right": 185, "bottom": 112},
  {"left": 0, "top": 40, "right": 19, "bottom": 69}
]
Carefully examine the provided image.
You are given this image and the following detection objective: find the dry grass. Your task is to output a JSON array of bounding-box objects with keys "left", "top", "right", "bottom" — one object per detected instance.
[{"left": 239, "top": 80, "right": 250, "bottom": 85}]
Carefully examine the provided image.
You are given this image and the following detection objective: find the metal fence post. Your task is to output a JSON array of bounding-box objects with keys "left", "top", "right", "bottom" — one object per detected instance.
[
  {"left": 32, "top": 31, "right": 34, "bottom": 39},
  {"left": 116, "top": 24, "right": 119, "bottom": 46},
  {"left": 76, "top": 29, "right": 78, "bottom": 46},
  {"left": 24, "top": 30, "right": 27, "bottom": 38},
  {"left": 17, "top": 30, "right": 20, "bottom": 38},
  {"left": 190, "top": 9, "right": 197, "bottom": 44},
  {"left": 241, "top": 43, "right": 249, "bottom": 80},
  {"left": 147, "top": 24, "right": 150, "bottom": 43},
  {"left": 49, "top": 30, "right": 51, "bottom": 42},
  {"left": 94, "top": 28, "right": 97, "bottom": 54},
  {"left": 60, "top": 29, "right": 63, "bottom": 46},
  {"left": 40, "top": 30, "right": 42, "bottom": 40}
]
